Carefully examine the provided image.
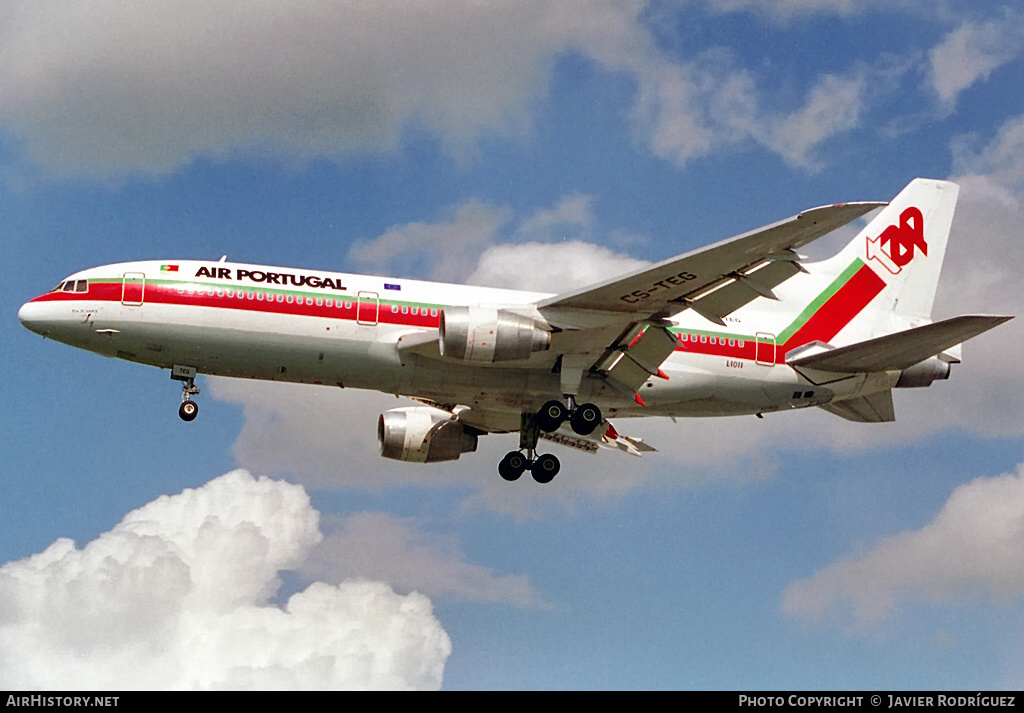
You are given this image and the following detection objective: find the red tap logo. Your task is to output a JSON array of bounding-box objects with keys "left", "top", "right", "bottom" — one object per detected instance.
[{"left": 866, "top": 206, "right": 926, "bottom": 274}]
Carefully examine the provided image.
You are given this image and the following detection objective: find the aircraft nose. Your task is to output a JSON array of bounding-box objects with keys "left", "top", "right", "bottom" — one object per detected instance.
[{"left": 18, "top": 300, "right": 52, "bottom": 336}]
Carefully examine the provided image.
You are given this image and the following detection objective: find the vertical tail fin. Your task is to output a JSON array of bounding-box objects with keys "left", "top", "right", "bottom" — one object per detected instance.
[{"left": 804, "top": 178, "right": 958, "bottom": 342}]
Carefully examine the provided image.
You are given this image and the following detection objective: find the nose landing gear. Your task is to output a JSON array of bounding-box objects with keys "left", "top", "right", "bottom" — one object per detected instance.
[
  {"left": 171, "top": 365, "right": 200, "bottom": 422},
  {"left": 178, "top": 398, "right": 199, "bottom": 421}
]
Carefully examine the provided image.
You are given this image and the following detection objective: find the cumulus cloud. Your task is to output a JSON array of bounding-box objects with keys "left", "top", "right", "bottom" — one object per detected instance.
[
  {"left": 467, "top": 239, "right": 649, "bottom": 292},
  {"left": 929, "top": 112, "right": 1024, "bottom": 437},
  {"left": 346, "top": 200, "right": 512, "bottom": 283},
  {"left": 782, "top": 462, "right": 1024, "bottom": 627},
  {"left": 513, "top": 193, "right": 595, "bottom": 243},
  {"left": 700, "top": 0, "right": 898, "bottom": 18},
  {"left": 303, "top": 512, "right": 546, "bottom": 607},
  {"left": 929, "top": 11, "right": 1024, "bottom": 107},
  {"left": 0, "top": 471, "right": 452, "bottom": 690},
  {"left": 0, "top": 0, "right": 901, "bottom": 178},
  {"left": 630, "top": 54, "right": 757, "bottom": 166},
  {"left": 345, "top": 193, "right": 645, "bottom": 285},
  {"left": 764, "top": 72, "right": 867, "bottom": 169},
  {"left": 0, "top": 0, "right": 647, "bottom": 177}
]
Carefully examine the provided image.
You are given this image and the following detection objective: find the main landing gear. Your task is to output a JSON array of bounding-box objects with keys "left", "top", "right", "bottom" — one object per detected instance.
[
  {"left": 535, "top": 398, "right": 602, "bottom": 436},
  {"left": 171, "top": 365, "right": 200, "bottom": 422},
  {"left": 497, "top": 399, "right": 603, "bottom": 484}
]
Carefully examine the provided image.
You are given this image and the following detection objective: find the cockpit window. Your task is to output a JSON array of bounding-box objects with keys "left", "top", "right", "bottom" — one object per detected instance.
[{"left": 50, "top": 279, "right": 89, "bottom": 293}]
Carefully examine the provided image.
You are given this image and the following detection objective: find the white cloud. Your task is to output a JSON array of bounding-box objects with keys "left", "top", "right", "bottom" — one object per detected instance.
[
  {"left": 929, "top": 11, "right": 1024, "bottom": 107},
  {"left": 765, "top": 72, "right": 867, "bottom": 169},
  {"left": 0, "top": 470, "right": 452, "bottom": 690},
  {"left": 303, "top": 512, "right": 547, "bottom": 607},
  {"left": 346, "top": 200, "right": 511, "bottom": 283},
  {"left": 699, "top": 0, "right": 895, "bottom": 18},
  {"left": 345, "top": 193, "right": 646, "bottom": 286},
  {"left": 782, "top": 462, "right": 1024, "bottom": 627},
  {"left": 929, "top": 113, "right": 1024, "bottom": 438},
  {"left": 467, "top": 239, "right": 649, "bottom": 291},
  {"left": 0, "top": 0, "right": 901, "bottom": 178},
  {"left": 0, "top": 0, "right": 647, "bottom": 177},
  {"left": 513, "top": 193, "right": 595, "bottom": 242}
]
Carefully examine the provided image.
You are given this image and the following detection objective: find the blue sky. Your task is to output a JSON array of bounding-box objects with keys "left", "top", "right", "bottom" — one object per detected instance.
[{"left": 2, "top": 0, "right": 1024, "bottom": 690}]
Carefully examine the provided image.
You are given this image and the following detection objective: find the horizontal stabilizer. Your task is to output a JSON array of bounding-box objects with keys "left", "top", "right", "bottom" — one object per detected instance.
[
  {"left": 820, "top": 391, "right": 895, "bottom": 423},
  {"left": 788, "top": 315, "right": 1012, "bottom": 373}
]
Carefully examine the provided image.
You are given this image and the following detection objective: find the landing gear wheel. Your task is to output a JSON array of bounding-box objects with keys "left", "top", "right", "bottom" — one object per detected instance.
[
  {"left": 531, "top": 453, "right": 560, "bottom": 483},
  {"left": 498, "top": 451, "right": 529, "bottom": 481},
  {"left": 178, "top": 400, "right": 199, "bottom": 422},
  {"left": 569, "top": 402, "right": 602, "bottom": 436},
  {"left": 536, "top": 400, "right": 567, "bottom": 432}
]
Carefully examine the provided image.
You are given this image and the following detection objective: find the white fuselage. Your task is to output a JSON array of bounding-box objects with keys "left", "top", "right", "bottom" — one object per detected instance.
[{"left": 19, "top": 259, "right": 868, "bottom": 432}]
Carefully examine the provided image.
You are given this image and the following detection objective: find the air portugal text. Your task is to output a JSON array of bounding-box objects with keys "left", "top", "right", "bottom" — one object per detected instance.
[{"left": 194, "top": 266, "right": 346, "bottom": 291}]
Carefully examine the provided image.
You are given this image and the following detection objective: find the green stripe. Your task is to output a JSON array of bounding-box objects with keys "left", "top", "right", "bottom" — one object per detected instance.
[{"left": 776, "top": 259, "right": 862, "bottom": 344}]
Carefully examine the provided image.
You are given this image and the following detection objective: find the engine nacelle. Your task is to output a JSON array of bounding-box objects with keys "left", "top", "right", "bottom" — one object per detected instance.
[
  {"left": 439, "top": 306, "right": 550, "bottom": 362},
  {"left": 377, "top": 407, "right": 478, "bottom": 463},
  {"left": 896, "top": 356, "right": 951, "bottom": 388}
]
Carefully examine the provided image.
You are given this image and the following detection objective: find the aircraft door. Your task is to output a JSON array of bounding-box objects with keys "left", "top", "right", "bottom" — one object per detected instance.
[
  {"left": 122, "top": 272, "right": 145, "bottom": 306},
  {"left": 357, "top": 291, "right": 379, "bottom": 325},
  {"left": 755, "top": 332, "right": 775, "bottom": 366}
]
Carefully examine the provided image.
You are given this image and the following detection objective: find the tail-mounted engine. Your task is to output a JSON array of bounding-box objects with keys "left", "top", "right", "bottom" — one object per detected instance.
[
  {"left": 439, "top": 306, "right": 550, "bottom": 362},
  {"left": 378, "top": 406, "right": 479, "bottom": 463}
]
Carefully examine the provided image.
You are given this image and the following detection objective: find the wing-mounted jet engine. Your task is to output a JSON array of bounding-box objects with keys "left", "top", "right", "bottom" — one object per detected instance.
[
  {"left": 439, "top": 306, "right": 551, "bottom": 362},
  {"left": 378, "top": 406, "right": 480, "bottom": 463}
]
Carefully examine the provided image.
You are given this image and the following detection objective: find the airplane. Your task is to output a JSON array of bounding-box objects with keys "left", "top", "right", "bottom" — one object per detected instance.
[{"left": 18, "top": 178, "right": 1012, "bottom": 483}]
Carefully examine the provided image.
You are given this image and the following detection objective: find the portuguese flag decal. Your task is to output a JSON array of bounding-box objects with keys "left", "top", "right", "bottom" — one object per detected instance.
[{"left": 160, "top": 264, "right": 179, "bottom": 272}]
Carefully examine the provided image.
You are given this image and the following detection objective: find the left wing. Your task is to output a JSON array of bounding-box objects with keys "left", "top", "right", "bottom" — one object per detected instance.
[
  {"left": 538, "top": 202, "right": 884, "bottom": 323},
  {"left": 538, "top": 201, "right": 885, "bottom": 395}
]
